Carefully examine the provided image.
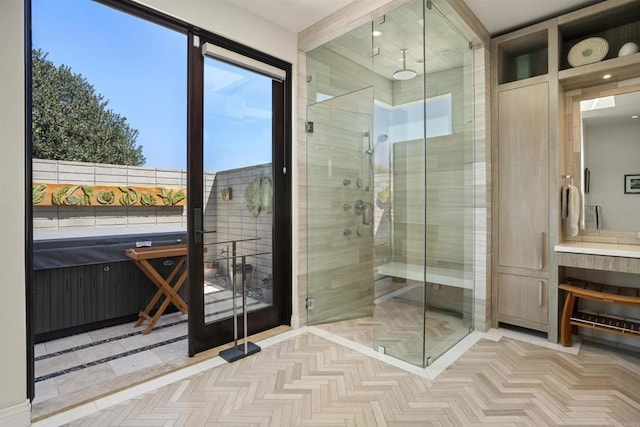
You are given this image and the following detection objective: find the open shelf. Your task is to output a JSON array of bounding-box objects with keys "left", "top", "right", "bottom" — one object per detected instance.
[
  {"left": 571, "top": 310, "right": 640, "bottom": 337},
  {"left": 496, "top": 29, "right": 548, "bottom": 84},
  {"left": 558, "top": 52, "right": 640, "bottom": 90},
  {"left": 557, "top": 0, "right": 640, "bottom": 79}
]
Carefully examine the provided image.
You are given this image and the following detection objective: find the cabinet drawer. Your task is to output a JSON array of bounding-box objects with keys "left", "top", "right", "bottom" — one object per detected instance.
[{"left": 498, "top": 273, "right": 548, "bottom": 331}]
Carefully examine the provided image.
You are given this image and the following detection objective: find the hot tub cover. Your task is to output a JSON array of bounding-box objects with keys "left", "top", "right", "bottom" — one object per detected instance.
[{"left": 33, "top": 230, "right": 187, "bottom": 270}]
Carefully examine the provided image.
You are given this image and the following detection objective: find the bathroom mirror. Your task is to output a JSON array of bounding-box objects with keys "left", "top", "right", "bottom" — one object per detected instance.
[{"left": 579, "top": 90, "right": 640, "bottom": 232}]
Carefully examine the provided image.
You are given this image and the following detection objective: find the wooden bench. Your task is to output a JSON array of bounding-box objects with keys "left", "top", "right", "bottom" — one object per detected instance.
[{"left": 559, "top": 278, "right": 640, "bottom": 346}]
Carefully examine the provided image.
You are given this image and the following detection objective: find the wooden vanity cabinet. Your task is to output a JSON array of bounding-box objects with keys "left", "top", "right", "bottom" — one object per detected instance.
[
  {"left": 498, "top": 274, "right": 548, "bottom": 330},
  {"left": 491, "top": 0, "right": 640, "bottom": 339}
]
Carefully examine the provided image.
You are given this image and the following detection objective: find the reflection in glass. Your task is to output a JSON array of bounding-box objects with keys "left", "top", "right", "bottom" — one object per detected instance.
[{"left": 202, "top": 57, "right": 274, "bottom": 324}]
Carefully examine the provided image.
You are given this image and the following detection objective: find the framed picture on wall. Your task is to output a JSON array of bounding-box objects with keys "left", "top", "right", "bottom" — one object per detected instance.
[{"left": 624, "top": 174, "right": 640, "bottom": 194}]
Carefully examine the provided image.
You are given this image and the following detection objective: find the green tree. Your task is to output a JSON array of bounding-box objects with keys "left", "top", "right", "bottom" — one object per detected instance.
[{"left": 31, "top": 49, "right": 145, "bottom": 166}]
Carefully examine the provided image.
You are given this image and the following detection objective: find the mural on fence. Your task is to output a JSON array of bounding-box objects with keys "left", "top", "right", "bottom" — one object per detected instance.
[{"left": 32, "top": 183, "right": 186, "bottom": 207}]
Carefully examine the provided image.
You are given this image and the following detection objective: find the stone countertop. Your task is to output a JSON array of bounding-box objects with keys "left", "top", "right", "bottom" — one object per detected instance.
[{"left": 555, "top": 242, "right": 640, "bottom": 258}]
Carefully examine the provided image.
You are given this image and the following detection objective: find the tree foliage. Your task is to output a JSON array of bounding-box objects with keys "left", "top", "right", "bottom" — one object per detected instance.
[{"left": 31, "top": 49, "right": 145, "bottom": 166}]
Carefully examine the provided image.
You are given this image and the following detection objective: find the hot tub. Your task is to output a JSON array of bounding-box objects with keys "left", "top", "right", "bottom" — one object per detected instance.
[{"left": 33, "top": 227, "right": 188, "bottom": 342}]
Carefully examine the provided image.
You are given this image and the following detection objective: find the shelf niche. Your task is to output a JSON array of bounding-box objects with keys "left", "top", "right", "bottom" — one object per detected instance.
[
  {"left": 497, "top": 29, "right": 548, "bottom": 85},
  {"left": 559, "top": 2, "right": 640, "bottom": 71}
]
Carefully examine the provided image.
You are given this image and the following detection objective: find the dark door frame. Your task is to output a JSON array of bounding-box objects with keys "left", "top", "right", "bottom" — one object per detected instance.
[{"left": 187, "top": 33, "right": 292, "bottom": 356}]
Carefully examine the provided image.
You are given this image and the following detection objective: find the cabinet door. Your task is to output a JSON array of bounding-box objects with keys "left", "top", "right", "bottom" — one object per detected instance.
[
  {"left": 498, "top": 273, "right": 548, "bottom": 330},
  {"left": 498, "top": 83, "right": 549, "bottom": 270}
]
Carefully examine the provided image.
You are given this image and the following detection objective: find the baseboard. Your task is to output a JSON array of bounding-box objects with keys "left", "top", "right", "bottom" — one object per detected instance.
[
  {"left": 0, "top": 400, "right": 30, "bottom": 427},
  {"left": 290, "top": 314, "right": 300, "bottom": 329}
]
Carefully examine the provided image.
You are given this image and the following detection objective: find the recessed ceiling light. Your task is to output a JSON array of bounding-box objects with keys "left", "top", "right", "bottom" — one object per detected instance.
[
  {"left": 632, "top": 115, "right": 639, "bottom": 119},
  {"left": 372, "top": 30, "right": 382, "bottom": 37},
  {"left": 603, "top": 74, "right": 612, "bottom": 79}
]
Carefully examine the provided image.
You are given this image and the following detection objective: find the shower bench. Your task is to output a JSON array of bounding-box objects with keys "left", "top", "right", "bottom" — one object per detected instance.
[{"left": 376, "top": 262, "right": 473, "bottom": 289}]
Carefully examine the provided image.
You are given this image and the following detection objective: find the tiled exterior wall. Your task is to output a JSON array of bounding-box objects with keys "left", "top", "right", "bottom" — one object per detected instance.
[
  {"left": 33, "top": 159, "right": 188, "bottom": 231},
  {"left": 204, "top": 163, "right": 273, "bottom": 285}
]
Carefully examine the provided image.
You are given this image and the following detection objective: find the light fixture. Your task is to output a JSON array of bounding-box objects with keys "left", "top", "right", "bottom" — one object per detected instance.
[
  {"left": 393, "top": 49, "right": 417, "bottom": 81},
  {"left": 580, "top": 96, "right": 616, "bottom": 111},
  {"left": 633, "top": 115, "right": 639, "bottom": 119},
  {"left": 372, "top": 30, "right": 382, "bottom": 37},
  {"left": 603, "top": 74, "right": 612, "bottom": 79}
]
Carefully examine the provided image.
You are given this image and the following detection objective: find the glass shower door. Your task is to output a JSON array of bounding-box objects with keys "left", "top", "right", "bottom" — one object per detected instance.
[
  {"left": 371, "top": 0, "right": 475, "bottom": 367},
  {"left": 422, "top": 1, "right": 475, "bottom": 364},
  {"left": 306, "top": 88, "right": 375, "bottom": 325}
]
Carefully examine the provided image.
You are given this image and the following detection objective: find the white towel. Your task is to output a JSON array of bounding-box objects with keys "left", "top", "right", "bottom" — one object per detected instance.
[{"left": 561, "top": 184, "right": 580, "bottom": 237}]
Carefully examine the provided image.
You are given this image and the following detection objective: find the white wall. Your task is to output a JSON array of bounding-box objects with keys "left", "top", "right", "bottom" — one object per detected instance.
[
  {"left": 132, "top": 0, "right": 297, "bottom": 64},
  {"left": 0, "top": 1, "right": 30, "bottom": 426}
]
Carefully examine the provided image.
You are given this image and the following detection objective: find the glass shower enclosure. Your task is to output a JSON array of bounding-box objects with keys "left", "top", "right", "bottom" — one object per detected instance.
[{"left": 306, "top": 0, "right": 474, "bottom": 367}]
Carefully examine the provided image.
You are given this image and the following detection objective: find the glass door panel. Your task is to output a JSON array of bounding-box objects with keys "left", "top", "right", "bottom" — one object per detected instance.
[
  {"left": 306, "top": 87, "right": 375, "bottom": 325},
  {"left": 372, "top": 0, "right": 427, "bottom": 367},
  {"left": 188, "top": 36, "right": 289, "bottom": 356},
  {"left": 201, "top": 56, "right": 274, "bottom": 325},
  {"left": 422, "top": 2, "right": 474, "bottom": 364}
]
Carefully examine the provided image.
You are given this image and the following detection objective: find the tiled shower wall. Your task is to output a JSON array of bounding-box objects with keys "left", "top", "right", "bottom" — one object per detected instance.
[
  {"left": 296, "top": 0, "right": 490, "bottom": 331},
  {"left": 391, "top": 66, "right": 474, "bottom": 271}
]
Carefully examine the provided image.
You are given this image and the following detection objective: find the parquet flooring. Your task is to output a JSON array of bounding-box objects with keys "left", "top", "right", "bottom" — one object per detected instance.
[
  {"left": 64, "top": 332, "right": 640, "bottom": 426},
  {"left": 316, "top": 297, "right": 468, "bottom": 365}
]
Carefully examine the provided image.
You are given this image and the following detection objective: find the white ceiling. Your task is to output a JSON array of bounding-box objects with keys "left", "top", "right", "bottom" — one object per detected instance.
[
  {"left": 463, "top": 0, "right": 602, "bottom": 35},
  {"left": 226, "top": 0, "right": 356, "bottom": 33},
  {"left": 227, "top": 0, "right": 603, "bottom": 36}
]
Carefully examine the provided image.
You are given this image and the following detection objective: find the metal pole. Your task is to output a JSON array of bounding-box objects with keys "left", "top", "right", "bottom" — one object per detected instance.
[
  {"left": 231, "top": 240, "right": 238, "bottom": 347},
  {"left": 241, "top": 255, "right": 248, "bottom": 355}
]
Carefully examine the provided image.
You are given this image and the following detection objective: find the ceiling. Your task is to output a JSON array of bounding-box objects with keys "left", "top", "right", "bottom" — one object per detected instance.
[
  {"left": 227, "top": 0, "right": 604, "bottom": 36},
  {"left": 463, "top": 0, "right": 602, "bottom": 36},
  {"left": 582, "top": 91, "right": 640, "bottom": 127},
  {"left": 227, "top": 0, "right": 605, "bottom": 82},
  {"left": 226, "top": 0, "right": 356, "bottom": 33}
]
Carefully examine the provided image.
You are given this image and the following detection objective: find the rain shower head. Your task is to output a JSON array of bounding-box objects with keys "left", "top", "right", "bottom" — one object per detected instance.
[{"left": 393, "top": 49, "right": 417, "bottom": 81}]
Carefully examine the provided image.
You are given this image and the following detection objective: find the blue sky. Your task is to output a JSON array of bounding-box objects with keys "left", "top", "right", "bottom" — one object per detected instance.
[{"left": 32, "top": 0, "right": 272, "bottom": 172}]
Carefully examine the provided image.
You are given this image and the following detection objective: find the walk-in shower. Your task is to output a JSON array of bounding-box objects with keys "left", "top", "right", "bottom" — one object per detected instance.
[{"left": 305, "top": 0, "right": 475, "bottom": 367}]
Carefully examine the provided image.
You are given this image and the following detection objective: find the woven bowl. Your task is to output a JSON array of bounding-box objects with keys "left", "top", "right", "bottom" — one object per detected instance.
[{"left": 568, "top": 37, "right": 609, "bottom": 67}]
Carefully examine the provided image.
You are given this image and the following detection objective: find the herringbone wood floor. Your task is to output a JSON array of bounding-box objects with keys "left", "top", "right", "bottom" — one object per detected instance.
[{"left": 65, "top": 333, "right": 640, "bottom": 426}]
